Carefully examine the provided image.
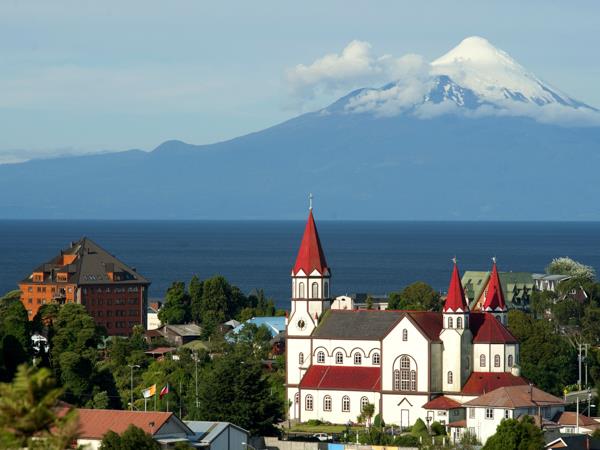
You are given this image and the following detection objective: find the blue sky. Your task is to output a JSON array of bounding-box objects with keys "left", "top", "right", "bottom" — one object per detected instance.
[{"left": 1, "top": 0, "right": 599, "bottom": 162}]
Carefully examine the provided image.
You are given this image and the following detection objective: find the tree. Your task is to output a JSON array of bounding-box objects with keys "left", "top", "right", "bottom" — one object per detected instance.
[
  {"left": 100, "top": 424, "right": 160, "bottom": 450},
  {"left": 158, "top": 282, "right": 191, "bottom": 325},
  {"left": 0, "top": 293, "right": 31, "bottom": 381},
  {"left": 508, "top": 311, "right": 577, "bottom": 395},
  {"left": 387, "top": 282, "right": 441, "bottom": 311},
  {"left": 362, "top": 403, "right": 375, "bottom": 427},
  {"left": 0, "top": 365, "right": 79, "bottom": 449},
  {"left": 483, "top": 416, "right": 544, "bottom": 450},
  {"left": 546, "top": 257, "right": 595, "bottom": 283},
  {"left": 189, "top": 276, "right": 204, "bottom": 323}
]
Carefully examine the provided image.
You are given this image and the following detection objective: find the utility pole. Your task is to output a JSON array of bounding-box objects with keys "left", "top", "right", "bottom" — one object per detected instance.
[
  {"left": 179, "top": 379, "right": 182, "bottom": 418},
  {"left": 194, "top": 351, "right": 199, "bottom": 409},
  {"left": 585, "top": 344, "right": 589, "bottom": 388},
  {"left": 578, "top": 343, "right": 583, "bottom": 390},
  {"left": 127, "top": 364, "right": 140, "bottom": 411}
]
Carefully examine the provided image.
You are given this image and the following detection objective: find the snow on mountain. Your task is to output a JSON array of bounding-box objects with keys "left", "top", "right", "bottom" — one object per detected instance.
[{"left": 325, "top": 36, "right": 598, "bottom": 124}]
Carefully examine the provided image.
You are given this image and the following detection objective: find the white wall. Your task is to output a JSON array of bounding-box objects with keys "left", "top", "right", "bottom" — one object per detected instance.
[
  {"left": 311, "top": 338, "right": 380, "bottom": 367},
  {"left": 381, "top": 393, "right": 429, "bottom": 428},
  {"left": 286, "top": 338, "right": 312, "bottom": 385},
  {"left": 296, "top": 389, "right": 380, "bottom": 424},
  {"left": 147, "top": 312, "right": 161, "bottom": 330}
]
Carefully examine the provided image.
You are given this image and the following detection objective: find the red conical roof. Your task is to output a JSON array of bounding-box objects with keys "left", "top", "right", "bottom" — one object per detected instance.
[
  {"left": 443, "top": 260, "right": 469, "bottom": 312},
  {"left": 483, "top": 259, "right": 507, "bottom": 311},
  {"left": 292, "top": 209, "right": 329, "bottom": 276}
]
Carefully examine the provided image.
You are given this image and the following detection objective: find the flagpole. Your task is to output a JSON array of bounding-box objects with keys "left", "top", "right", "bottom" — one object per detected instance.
[
  {"left": 144, "top": 397, "right": 147, "bottom": 412},
  {"left": 166, "top": 383, "right": 169, "bottom": 412},
  {"left": 155, "top": 387, "right": 157, "bottom": 411}
]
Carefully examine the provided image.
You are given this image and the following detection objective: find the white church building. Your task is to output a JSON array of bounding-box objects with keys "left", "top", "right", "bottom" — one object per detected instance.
[{"left": 285, "top": 208, "right": 549, "bottom": 439}]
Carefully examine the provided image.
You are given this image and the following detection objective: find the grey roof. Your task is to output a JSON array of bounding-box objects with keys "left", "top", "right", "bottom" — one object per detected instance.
[
  {"left": 313, "top": 310, "right": 404, "bottom": 340},
  {"left": 532, "top": 273, "right": 571, "bottom": 281},
  {"left": 22, "top": 237, "right": 149, "bottom": 286},
  {"left": 163, "top": 324, "right": 202, "bottom": 336},
  {"left": 184, "top": 421, "right": 248, "bottom": 444}
]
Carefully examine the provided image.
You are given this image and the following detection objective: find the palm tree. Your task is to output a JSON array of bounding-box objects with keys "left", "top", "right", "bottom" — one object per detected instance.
[
  {"left": 362, "top": 403, "right": 375, "bottom": 428},
  {"left": 0, "top": 364, "right": 80, "bottom": 449}
]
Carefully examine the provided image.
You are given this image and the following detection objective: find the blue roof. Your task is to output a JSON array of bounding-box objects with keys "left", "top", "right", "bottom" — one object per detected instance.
[{"left": 231, "top": 316, "right": 286, "bottom": 338}]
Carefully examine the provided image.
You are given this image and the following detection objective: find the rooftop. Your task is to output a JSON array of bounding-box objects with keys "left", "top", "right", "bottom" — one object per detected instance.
[
  {"left": 231, "top": 316, "right": 286, "bottom": 338},
  {"left": 465, "top": 384, "right": 563, "bottom": 408},
  {"left": 299, "top": 365, "right": 381, "bottom": 391},
  {"left": 162, "top": 324, "right": 203, "bottom": 337},
  {"left": 461, "top": 372, "right": 529, "bottom": 396},
  {"left": 423, "top": 396, "right": 463, "bottom": 410},
  {"left": 185, "top": 421, "right": 248, "bottom": 444}
]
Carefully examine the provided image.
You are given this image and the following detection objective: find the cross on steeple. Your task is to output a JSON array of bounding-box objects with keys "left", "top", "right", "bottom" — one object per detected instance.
[{"left": 309, "top": 193, "right": 313, "bottom": 210}]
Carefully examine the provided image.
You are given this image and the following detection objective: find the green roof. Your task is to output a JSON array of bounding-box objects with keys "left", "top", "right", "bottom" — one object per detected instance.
[{"left": 461, "top": 271, "right": 534, "bottom": 308}]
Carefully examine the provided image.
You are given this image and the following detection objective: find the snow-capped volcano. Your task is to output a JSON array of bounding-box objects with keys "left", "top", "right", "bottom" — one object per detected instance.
[{"left": 326, "top": 36, "right": 598, "bottom": 123}]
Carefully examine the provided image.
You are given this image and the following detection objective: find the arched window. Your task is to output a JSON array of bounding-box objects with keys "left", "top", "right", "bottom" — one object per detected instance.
[
  {"left": 336, "top": 352, "right": 343, "bottom": 364},
  {"left": 298, "top": 282, "right": 305, "bottom": 298},
  {"left": 373, "top": 352, "right": 380, "bottom": 365},
  {"left": 323, "top": 395, "right": 332, "bottom": 411},
  {"left": 342, "top": 396, "right": 350, "bottom": 412},
  {"left": 448, "top": 317, "right": 453, "bottom": 328},
  {"left": 394, "top": 370, "right": 401, "bottom": 390},
  {"left": 402, "top": 329, "right": 408, "bottom": 341},
  {"left": 447, "top": 371, "right": 453, "bottom": 384},
  {"left": 508, "top": 355, "right": 514, "bottom": 367},
  {"left": 317, "top": 351, "right": 325, "bottom": 364},
  {"left": 400, "top": 355, "right": 410, "bottom": 369},
  {"left": 396, "top": 355, "right": 417, "bottom": 391},
  {"left": 495, "top": 315, "right": 501, "bottom": 322},
  {"left": 299, "top": 352, "right": 304, "bottom": 365},
  {"left": 311, "top": 282, "right": 319, "bottom": 299},
  {"left": 480, "top": 354, "right": 486, "bottom": 368},
  {"left": 324, "top": 281, "right": 329, "bottom": 298},
  {"left": 305, "top": 394, "right": 313, "bottom": 411},
  {"left": 354, "top": 353, "right": 362, "bottom": 365},
  {"left": 457, "top": 317, "right": 463, "bottom": 329},
  {"left": 410, "top": 370, "right": 417, "bottom": 391},
  {"left": 360, "top": 397, "right": 369, "bottom": 412},
  {"left": 494, "top": 355, "right": 501, "bottom": 367}
]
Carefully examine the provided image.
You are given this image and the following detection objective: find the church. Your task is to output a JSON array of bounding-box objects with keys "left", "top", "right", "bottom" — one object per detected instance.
[{"left": 286, "top": 207, "right": 531, "bottom": 429}]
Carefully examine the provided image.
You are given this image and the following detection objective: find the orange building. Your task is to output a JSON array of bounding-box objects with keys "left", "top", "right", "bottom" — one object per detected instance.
[{"left": 19, "top": 237, "right": 150, "bottom": 335}]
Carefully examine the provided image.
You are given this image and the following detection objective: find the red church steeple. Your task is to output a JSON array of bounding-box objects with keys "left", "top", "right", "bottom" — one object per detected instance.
[
  {"left": 292, "top": 205, "right": 329, "bottom": 276},
  {"left": 482, "top": 258, "right": 507, "bottom": 312},
  {"left": 443, "top": 258, "right": 469, "bottom": 312}
]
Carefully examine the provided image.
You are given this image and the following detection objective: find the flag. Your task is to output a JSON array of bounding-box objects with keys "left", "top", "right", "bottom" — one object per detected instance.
[
  {"left": 142, "top": 384, "right": 156, "bottom": 398},
  {"left": 159, "top": 384, "right": 169, "bottom": 399}
]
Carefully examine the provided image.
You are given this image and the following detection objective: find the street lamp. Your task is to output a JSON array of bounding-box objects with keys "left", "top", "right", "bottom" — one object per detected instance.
[{"left": 128, "top": 364, "right": 140, "bottom": 411}]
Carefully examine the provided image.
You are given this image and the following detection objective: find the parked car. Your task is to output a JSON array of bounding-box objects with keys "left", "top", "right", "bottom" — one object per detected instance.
[{"left": 313, "top": 433, "right": 332, "bottom": 442}]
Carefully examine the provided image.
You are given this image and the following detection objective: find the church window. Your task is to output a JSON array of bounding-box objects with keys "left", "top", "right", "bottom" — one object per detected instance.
[
  {"left": 311, "top": 282, "right": 319, "bottom": 299},
  {"left": 447, "top": 371, "right": 453, "bottom": 384},
  {"left": 324, "top": 281, "right": 329, "bottom": 298},
  {"left": 393, "top": 370, "right": 401, "bottom": 390},
  {"left": 402, "top": 329, "right": 408, "bottom": 341},
  {"left": 342, "top": 396, "right": 350, "bottom": 412},
  {"left": 305, "top": 395, "right": 313, "bottom": 411},
  {"left": 485, "top": 408, "right": 494, "bottom": 419},
  {"left": 494, "top": 355, "right": 501, "bottom": 367},
  {"left": 336, "top": 352, "right": 343, "bottom": 364},
  {"left": 400, "top": 355, "right": 410, "bottom": 369},
  {"left": 457, "top": 317, "right": 463, "bottom": 329},
  {"left": 317, "top": 351, "right": 325, "bottom": 364},
  {"left": 294, "top": 393, "right": 299, "bottom": 404},
  {"left": 495, "top": 315, "right": 501, "bottom": 321},
  {"left": 401, "top": 370, "right": 410, "bottom": 390},
  {"left": 354, "top": 353, "right": 362, "bottom": 365},
  {"left": 373, "top": 352, "right": 380, "bottom": 365},
  {"left": 508, "top": 355, "right": 514, "bottom": 367},
  {"left": 360, "top": 397, "right": 369, "bottom": 412},
  {"left": 448, "top": 317, "right": 453, "bottom": 328},
  {"left": 299, "top": 352, "right": 304, "bottom": 365},
  {"left": 298, "top": 282, "right": 305, "bottom": 298},
  {"left": 480, "top": 354, "right": 486, "bottom": 368},
  {"left": 410, "top": 370, "right": 417, "bottom": 391},
  {"left": 324, "top": 395, "right": 332, "bottom": 411}
]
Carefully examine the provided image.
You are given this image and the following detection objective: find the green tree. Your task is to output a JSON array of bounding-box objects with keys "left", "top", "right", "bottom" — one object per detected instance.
[
  {"left": 387, "top": 282, "right": 441, "bottom": 311},
  {"left": 198, "top": 276, "right": 250, "bottom": 337},
  {"left": 362, "top": 403, "right": 375, "bottom": 427},
  {"left": 99, "top": 424, "right": 160, "bottom": 450},
  {"left": 546, "top": 257, "right": 595, "bottom": 283},
  {"left": 508, "top": 310, "right": 577, "bottom": 395},
  {"left": 483, "top": 416, "right": 544, "bottom": 450},
  {"left": 551, "top": 299, "right": 584, "bottom": 327},
  {"left": 0, "top": 293, "right": 31, "bottom": 381},
  {"left": 158, "top": 282, "right": 191, "bottom": 325},
  {"left": 529, "top": 290, "right": 556, "bottom": 319},
  {"left": 189, "top": 276, "right": 204, "bottom": 323},
  {"left": 0, "top": 365, "right": 80, "bottom": 449}
]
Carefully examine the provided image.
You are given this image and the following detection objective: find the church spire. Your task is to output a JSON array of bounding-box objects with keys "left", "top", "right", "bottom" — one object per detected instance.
[
  {"left": 292, "top": 207, "right": 329, "bottom": 276},
  {"left": 443, "top": 258, "right": 469, "bottom": 312},
  {"left": 483, "top": 258, "right": 507, "bottom": 312}
]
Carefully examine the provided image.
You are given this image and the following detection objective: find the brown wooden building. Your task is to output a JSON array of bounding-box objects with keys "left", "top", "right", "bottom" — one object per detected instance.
[{"left": 19, "top": 237, "right": 150, "bottom": 335}]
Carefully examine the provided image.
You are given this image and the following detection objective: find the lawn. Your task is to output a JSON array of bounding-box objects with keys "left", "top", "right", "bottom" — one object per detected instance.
[{"left": 286, "top": 423, "right": 364, "bottom": 434}]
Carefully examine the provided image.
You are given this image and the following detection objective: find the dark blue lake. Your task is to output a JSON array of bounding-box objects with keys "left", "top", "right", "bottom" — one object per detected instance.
[{"left": 2, "top": 220, "right": 600, "bottom": 309}]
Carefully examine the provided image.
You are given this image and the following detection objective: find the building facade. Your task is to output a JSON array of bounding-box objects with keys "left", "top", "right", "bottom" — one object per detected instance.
[
  {"left": 286, "top": 208, "right": 531, "bottom": 434},
  {"left": 19, "top": 238, "right": 150, "bottom": 335}
]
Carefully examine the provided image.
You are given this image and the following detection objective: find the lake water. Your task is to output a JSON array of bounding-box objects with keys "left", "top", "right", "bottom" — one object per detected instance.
[{"left": 2, "top": 220, "right": 600, "bottom": 309}]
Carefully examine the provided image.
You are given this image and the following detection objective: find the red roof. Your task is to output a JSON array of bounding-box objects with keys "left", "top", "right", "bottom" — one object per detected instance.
[
  {"left": 74, "top": 409, "right": 178, "bottom": 438},
  {"left": 461, "top": 372, "right": 528, "bottom": 396},
  {"left": 470, "top": 312, "right": 517, "bottom": 343},
  {"left": 482, "top": 261, "right": 507, "bottom": 311},
  {"left": 299, "top": 365, "right": 381, "bottom": 391},
  {"left": 408, "top": 311, "right": 443, "bottom": 341},
  {"left": 443, "top": 262, "right": 469, "bottom": 312},
  {"left": 293, "top": 210, "right": 329, "bottom": 275},
  {"left": 422, "top": 396, "right": 462, "bottom": 410},
  {"left": 448, "top": 419, "right": 466, "bottom": 428}
]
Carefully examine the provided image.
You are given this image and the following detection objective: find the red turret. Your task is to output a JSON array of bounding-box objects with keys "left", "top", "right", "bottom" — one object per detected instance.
[
  {"left": 483, "top": 258, "right": 507, "bottom": 312},
  {"left": 443, "top": 259, "right": 469, "bottom": 312},
  {"left": 292, "top": 209, "right": 329, "bottom": 276}
]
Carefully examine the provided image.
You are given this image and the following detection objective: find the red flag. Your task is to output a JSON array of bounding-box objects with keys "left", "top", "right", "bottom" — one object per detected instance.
[{"left": 159, "top": 384, "right": 169, "bottom": 399}]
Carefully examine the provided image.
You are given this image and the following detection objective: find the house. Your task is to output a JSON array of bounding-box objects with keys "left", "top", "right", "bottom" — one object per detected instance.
[
  {"left": 185, "top": 421, "right": 249, "bottom": 449},
  {"left": 454, "top": 384, "right": 565, "bottom": 444},
  {"left": 545, "top": 433, "right": 600, "bottom": 449},
  {"left": 286, "top": 207, "right": 539, "bottom": 441},
  {"left": 72, "top": 409, "right": 194, "bottom": 449},
  {"left": 554, "top": 411, "right": 600, "bottom": 435},
  {"left": 18, "top": 237, "right": 150, "bottom": 335},
  {"left": 533, "top": 274, "right": 572, "bottom": 293},
  {"left": 147, "top": 302, "right": 162, "bottom": 330},
  {"left": 156, "top": 324, "right": 203, "bottom": 346},
  {"left": 463, "top": 271, "right": 534, "bottom": 311},
  {"left": 145, "top": 346, "right": 177, "bottom": 360},
  {"left": 231, "top": 316, "right": 286, "bottom": 339},
  {"left": 331, "top": 293, "right": 389, "bottom": 310}
]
